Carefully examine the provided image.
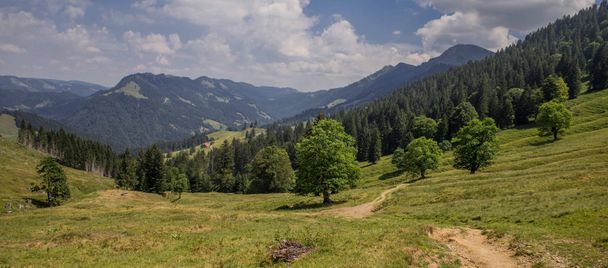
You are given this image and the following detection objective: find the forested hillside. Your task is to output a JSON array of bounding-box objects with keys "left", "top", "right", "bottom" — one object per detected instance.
[
  {"left": 155, "top": 2, "right": 608, "bottom": 194},
  {"left": 266, "top": 2, "right": 608, "bottom": 160}
]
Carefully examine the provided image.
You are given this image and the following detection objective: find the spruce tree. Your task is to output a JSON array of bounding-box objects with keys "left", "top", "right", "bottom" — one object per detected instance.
[
  {"left": 212, "top": 140, "right": 235, "bottom": 192},
  {"left": 590, "top": 43, "right": 608, "bottom": 92},
  {"left": 35, "top": 157, "right": 71, "bottom": 206},
  {"left": 368, "top": 128, "right": 382, "bottom": 164},
  {"left": 556, "top": 54, "right": 582, "bottom": 99},
  {"left": 143, "top": 145, "right": 165, "bottom": 193},
  {"left": 116, "top": 149, "right": 137, "bottom": 190}
]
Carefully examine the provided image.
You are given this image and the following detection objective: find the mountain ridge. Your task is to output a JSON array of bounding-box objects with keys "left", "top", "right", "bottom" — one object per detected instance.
[{"left": 1, "top": 44, "right": 493, "bottom": 149}]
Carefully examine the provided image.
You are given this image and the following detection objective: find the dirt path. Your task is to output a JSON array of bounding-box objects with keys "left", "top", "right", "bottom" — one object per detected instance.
[
  {"left": 428, "top": 227, "right": 527, "bottom": 268},
  {"left": 321, "top": 183, "right": 407, "bottom": 218}
]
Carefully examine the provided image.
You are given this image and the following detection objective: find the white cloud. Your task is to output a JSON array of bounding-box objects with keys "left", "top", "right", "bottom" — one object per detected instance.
[
  {"left": 416, "top": 12, "right": 518, "bottom": 53},
  {"left": 0, "top": 10, "right": 123, "bottom": 85},
  {"left": 6, "top": 0, "right": 591, "bottom": 91},
  {"left": 64, "top": 5, "right": 85, "bottom": 20},
  {"left": 416, "top": 0, "right": 594, "bottom": 53},
  {"left": 129, "top": 0, "right": 422, "bottom": 90},
  {"left": 123, "top": 31, "right": 182, "bottom": 55},
  {"left": 0, "top": 43, "right": 26, "bottom": 54}
]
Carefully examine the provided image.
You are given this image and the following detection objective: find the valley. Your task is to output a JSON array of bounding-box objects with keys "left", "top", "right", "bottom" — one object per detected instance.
[
  {"left": 1, "top": 45, "right": 491, "bottom": 149},
  {"left": 1, "top": 89, "right": 606, "bottom": 267},
  {"left": 1, "top": 1, "right": 608, "bottom": 267}
]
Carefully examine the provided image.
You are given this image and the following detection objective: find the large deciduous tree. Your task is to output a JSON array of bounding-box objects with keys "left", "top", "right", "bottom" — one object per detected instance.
[
  {"left": 536, "top": 100, "right": 572, "bottom": 141},
  {"left": 412, "top": 116, "right": 438, "bottom": 139},
  {"left": 295, "top": 119, "right": 360, "bottom": 205},
  {"left": 449, "top": 102, "right": 479, "bottom": 138},
  {"left": 453, "top": 118, "right": 499, "bottom": 174},
  {"left": 393, "top": 137, "right": 442, "bottom": 179},
  {"left": 541, "top": 75, "right": 569, "bottom": 102},
  {"left": 35, "top": 157, "right": 71, "bottom": 206},
  {"left": 249, "top": 146, "right": 295, "bottom": 193}
]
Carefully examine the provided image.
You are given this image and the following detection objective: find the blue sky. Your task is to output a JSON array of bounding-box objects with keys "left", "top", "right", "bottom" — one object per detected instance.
[{"left": 0, "top": 0, "right": 598, "bottom": 91}]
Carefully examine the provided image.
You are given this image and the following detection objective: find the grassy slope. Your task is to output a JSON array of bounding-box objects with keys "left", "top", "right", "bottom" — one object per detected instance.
[
  {"left": 382, "top": 89, "right": 608, "bottom": 266},
  {"left": 0, "top": 138, "right": 115, "bottom": 207},
  {"left": 0, "top": 114, "right": 19, "bottom": 141},
  {"left": 167, "top": 128, "right": 266, "bottom": 158},
  {"left": 0, "top": 90, "right": 607, "bottom": 267}
]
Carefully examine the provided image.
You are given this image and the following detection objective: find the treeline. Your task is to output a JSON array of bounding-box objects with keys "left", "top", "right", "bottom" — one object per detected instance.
[
  {"left": 17, "top": 121, "right": 117, "bottom": 177},
  {"left": 125, "top": 3, "right": 608, "bottom": 195},
  {"left": 156, "top": 132, "right": 210, "bottom": 152},
  {"left": 270, "top": 2, "right": 608, "bottom": 159},
  {"left": 161, "top": 126, "right": 306, "bottom": 193}
]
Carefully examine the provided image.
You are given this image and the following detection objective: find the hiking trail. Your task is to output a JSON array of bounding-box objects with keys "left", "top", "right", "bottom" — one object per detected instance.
[
  {"left": 428, "top": 227, "right": 527, "bottom": 268},
  {"left": 322, "top": 183, "right": 407, "bottom": 218}
]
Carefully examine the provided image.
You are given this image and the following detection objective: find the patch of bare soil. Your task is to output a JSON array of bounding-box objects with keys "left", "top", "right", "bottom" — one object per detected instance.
[{"left": 428, "top": 227, "right": 530, "bottom": 268}]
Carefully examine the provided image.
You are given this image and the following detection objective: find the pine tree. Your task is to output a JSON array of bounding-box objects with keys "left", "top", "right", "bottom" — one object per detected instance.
[
  {"left": 356, "top": 130, "right": 369, "bottom": 162},
  {"left": 498, "top": 96, "right": 515, "bottom": 128},
  {"left": 212, "top": 140, "right": 235, "bottom": 192},
  {"left": 143, "top": 145, "right": 165, "bottom": 193},
  {"left": 368, "top": 128, "right": 382, "bottom": 164},
  {"left": 556, "top": 54, "right": 582, "bottom": 99},
  {"left": 35, "top": 157, "right": 71, "bottom": 206},
  {"left": 590, "top": 43, "right": 608, "bottom": 92},
  {"left": 116, "top": 149, "right": 137, "bottom": 190}
]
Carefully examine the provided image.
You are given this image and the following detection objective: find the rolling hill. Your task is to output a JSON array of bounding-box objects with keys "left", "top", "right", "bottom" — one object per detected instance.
[
  {"left": 0, "top": 133, "right": 114, "bottom": 211},
  {"left": 0, "top": 87, "right": 606, "bottom": 267}
]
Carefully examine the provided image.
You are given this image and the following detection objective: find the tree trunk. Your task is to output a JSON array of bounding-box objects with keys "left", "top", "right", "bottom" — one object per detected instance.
[
  {"left": 553, "top": 131, "right": 558, "bottom": 141},
  {"left": 470, "top": 168, "right": 477, "bottom": 174},
  {"left": 323, "top": 191, "right": 332, "bottom": 205},
  {"left": 420, "top": 170, "right": 426, "bottom": 179}
]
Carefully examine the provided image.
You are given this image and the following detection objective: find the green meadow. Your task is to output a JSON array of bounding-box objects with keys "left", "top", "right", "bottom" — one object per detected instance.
[{"left": 1, "top": 89, "right": 607, "bottom": 267}]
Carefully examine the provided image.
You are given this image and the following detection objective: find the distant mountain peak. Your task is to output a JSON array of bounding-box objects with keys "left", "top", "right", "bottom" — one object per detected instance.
[{"left": 430, "top": 44, "right": 493, "bottom": 66}]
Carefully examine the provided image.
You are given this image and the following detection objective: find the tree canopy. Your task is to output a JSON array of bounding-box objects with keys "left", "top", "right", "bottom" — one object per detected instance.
[
  {"left": 412, "top": 116, "right": 438, "bottom": 139},
  {"left": 536, "top": 100, "right": 573, "bottom": 141},
  {"left": 393, "top": 137, "right": 442, "bottom": 179},
  {"left": 249, "top": 146, "right": 295, "bottom": 193},
  {"left": 541, "top": 75, "right": 569, "bottom": 102},
  {"left": 453, "top": 118, "right": 499, "bottom": 174},
  {"left": 295, "top": 119, "right": 360, "bottom": 204},
  {"left": 449, "top": 102, "right": 479, "bottom": 137}
]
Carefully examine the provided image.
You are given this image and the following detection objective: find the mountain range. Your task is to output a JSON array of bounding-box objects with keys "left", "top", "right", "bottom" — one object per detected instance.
[
  {"left": 0, "top": 75, "right": 106, "bottom": 115},
  {"left": 0, "top": 44, "right": 492, "bottom": 149}
]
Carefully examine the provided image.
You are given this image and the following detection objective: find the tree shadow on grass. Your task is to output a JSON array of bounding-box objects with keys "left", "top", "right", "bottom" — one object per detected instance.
[
  {"left": 379, "top": 170, "right": 405, "bottom": 180},
  {"left": 275, "top": 200, "right": 347, "bottom": 211},
  {"left": 529, "top": 138, "right": 554, "bottom": 146},
  {"left": 23, "top": 197, "right": 48, "bottom": 208},
  {"left": 404, "top": 177, "right": 426, "bottom": 184}
]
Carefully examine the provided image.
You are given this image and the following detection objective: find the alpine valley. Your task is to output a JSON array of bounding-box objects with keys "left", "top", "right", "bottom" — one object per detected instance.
[{"left": 1, "top": 45, "right": 491, "bottom": 149}]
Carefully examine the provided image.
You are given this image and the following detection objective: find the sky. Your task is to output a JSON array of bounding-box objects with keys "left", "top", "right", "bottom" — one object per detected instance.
[{"left": 0, "top": 0, "right": 598, "bottom": 91}]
